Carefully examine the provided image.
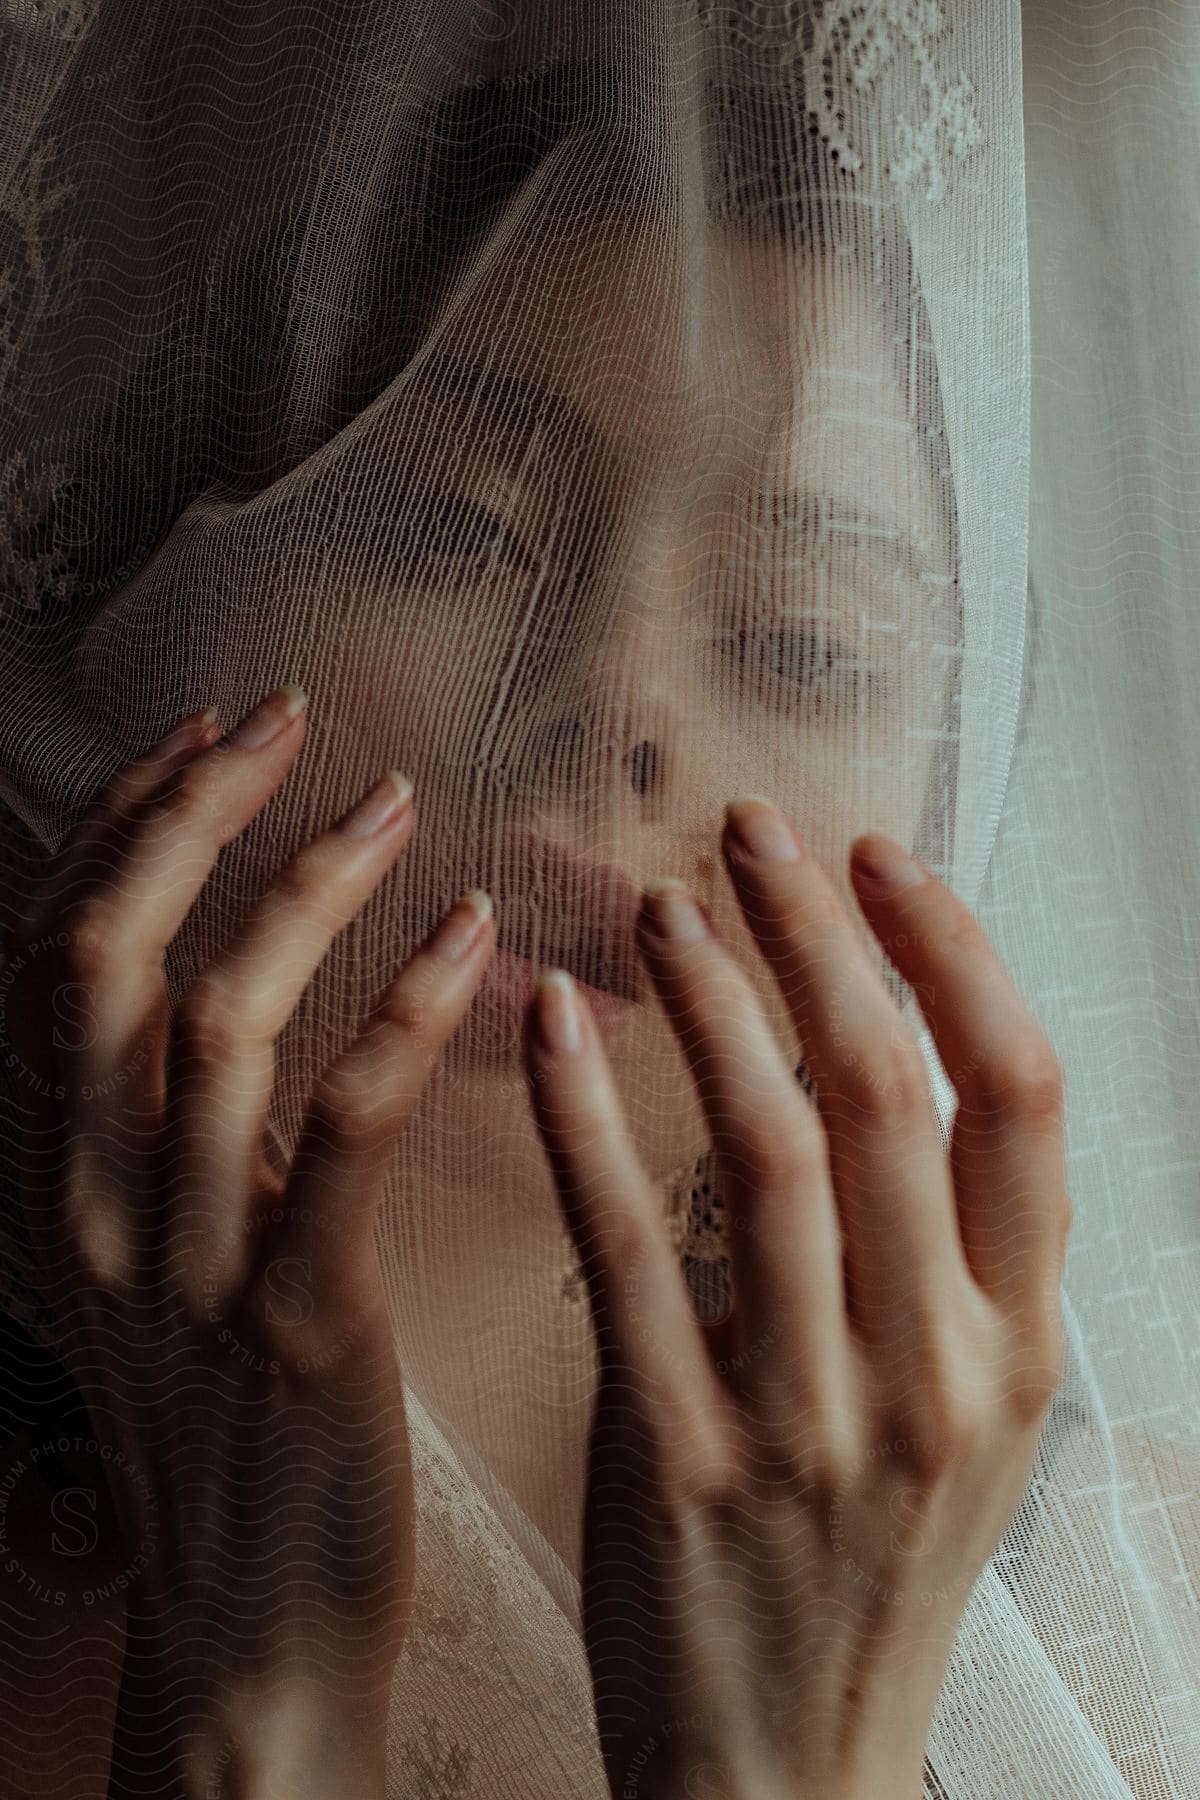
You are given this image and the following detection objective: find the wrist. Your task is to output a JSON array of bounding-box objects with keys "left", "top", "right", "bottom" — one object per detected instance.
[
  {"left": 605, "top": 1737, "right": 930, "bottom": 1800},
  {"left": 612, "top": 1759, "right": 928, "bottom": 1800},
  {"left": 107, "top": 1594, "right": 394, "bottom": 1800}
]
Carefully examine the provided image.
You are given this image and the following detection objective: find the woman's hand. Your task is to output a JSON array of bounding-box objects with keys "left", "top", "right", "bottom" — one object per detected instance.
[
  {"left": 3, "top": 686, "right": 496, "bottom": 1800},
  {"left": 522, "top": 795, "right": 1070, "bottom": 1800}
]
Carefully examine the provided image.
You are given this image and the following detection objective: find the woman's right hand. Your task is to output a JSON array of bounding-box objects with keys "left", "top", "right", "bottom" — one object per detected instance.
[
  {"left": 523, "top": 798, "right": 1070, "bottom": 1800},
  {"left": 2, "top": 684, "right": 497, "bottom": 1800}
]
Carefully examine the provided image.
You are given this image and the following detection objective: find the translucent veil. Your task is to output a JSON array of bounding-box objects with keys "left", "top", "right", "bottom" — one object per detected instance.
[{"left": 0, "top": 3, "right": 1196, "bottom": 1796}]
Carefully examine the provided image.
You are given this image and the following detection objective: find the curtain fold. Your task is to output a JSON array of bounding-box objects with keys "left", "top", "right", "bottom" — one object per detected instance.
[{"left": 0, "top": 4, "right": 1195, "bottom": 1794}]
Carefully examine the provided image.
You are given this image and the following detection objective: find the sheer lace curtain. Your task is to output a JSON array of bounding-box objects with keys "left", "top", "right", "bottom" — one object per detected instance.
[
  {"left": 978, "top": 3, "right": 1200, "bottom": 1781},
  {"left": 0, "top": 5, "right": 1195, "bottom": 1798}
]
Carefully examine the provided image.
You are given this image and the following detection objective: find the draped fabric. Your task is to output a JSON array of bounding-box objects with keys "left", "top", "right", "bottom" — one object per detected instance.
[{"left": 0, "top": 2, "right": 1195, "bottom": 1794}]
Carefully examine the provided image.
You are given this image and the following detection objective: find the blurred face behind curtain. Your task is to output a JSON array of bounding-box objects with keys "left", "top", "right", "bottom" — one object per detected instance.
[
  {"left": 75, "top": 189, "right": 958, "bottom": 1562},
  {"left": 6, "top": 12, "right": 1197, "bottom": 1796}
]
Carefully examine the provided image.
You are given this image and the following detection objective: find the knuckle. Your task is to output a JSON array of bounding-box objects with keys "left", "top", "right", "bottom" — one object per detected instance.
[
  {"left": 141, "top": 759, "right": 199, "bottom": 822},
  {"left": 253, "top": 1271, "right": 369, "bottom": 1377},
  {"left": 171, "top": 754, "right": 222, "bottom": 813},
  {"left": 1008, "top": 1323, "right": 1065, "bottom": 1425},
  {"left": 845, "top": 1036, "right": 930, "bottom": 1126},
  {"left": 599, "top": 1198, "right": 661, "bottom": 1279},
  {"left": 1008, "top": 1357, "right": 1063, "bottom": 1429},
  {"left": 378, "top": 974, "right": 444, "bottom": 1043},
  {"left": 100, "top": 766, "right": 144, "bottom": 811},
  {"left": 242, "top": 1269, "right": 320, "bottom": 1374},
  {"left": 262, "top": 1294, "right": 375, "bottom": 1380},
  {"left": 573, "top": 1206, "right": 655, "bottom": 1313},
  {"left": 668, "top": 1426, "right": 745, "bottom": 1513},
  {"left": 144, "top": 760, "right": 223, "bottom": 844},
  {"left": 264, "top": 858, "right": 322, "bottom": 907},
  {"left": 65, "top": 1193, "right": 138, "bottom": 1293},
  {"left": 1018, "top": 1233, "right": 1070, "bottom": 1342},
  {"left": 737, "top": 1125, "right": 824, "bottom": 1194},
  {"left": 173, "top": 978, "right": 252, "bottom": 1063},
  {"left": 58, "top": 910, "right": 121, "bottom": 986},
  {"left": 900, "top": 1392, "right": 982, "bottom": 1478},
  {"left": 897, "top": 1427, "right": 964, "bottom": 1485},
  {"left": 1011, "top": 1300, "right": 1068, "bottom": 1423},
  {"left": 307, "top": 1059, "right": 396, "bottom": 1155},
  {"left": 265, "top": 841, "right": 344, "bottom": 908},
  {"left": 801, "top": 1418, "right": 865, "bottom": 1500},
  {"left": 984, "top": 1045, "right": 1066, "bottom": 1123},
  {"left": 941, "top": 905, "right": 986, "bottom": 962}
]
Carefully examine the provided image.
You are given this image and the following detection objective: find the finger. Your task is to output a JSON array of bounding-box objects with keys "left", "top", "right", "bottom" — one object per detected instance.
[
  {"left": 18, "top": 705, "right": 221, "bottom": 938},
  {"left": 632, "top": 880, "right": 856, "bottom": 1437},
  {"left": 262, "top": 886, "right": 498, "bottom": 1331},
  {"left": 166, "top": 768, "right": 417, "bottom": 1292},
  {"left": 63, "top": 684, "right": 311, "bottom": 1077},
  {"left": 719, "top": 797, "right": 965, "bottom": 1347},
  {"left": 522, "top": 969, "right": 730, "bottom": 1473},
  {"left": 848, "top": 832, "right": 1071, "bottom": 1327},
  {"left": 4, "top": 708, "right": 225, "bottom": 1147}
]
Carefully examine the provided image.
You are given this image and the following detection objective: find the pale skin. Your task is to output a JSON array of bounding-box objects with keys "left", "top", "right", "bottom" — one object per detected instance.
[
  {"left": 87, "top": 220, "right": 960, "bottom": 1569},
  {"left": 1, "top": 682, "right": 1070, "bottom": 1799},
  {"left": 3, "top": 213, "right": 1073, "bottom": 1798},
  {"left": 524, "top": 809, "right": 1070, "bottom": 1800}
]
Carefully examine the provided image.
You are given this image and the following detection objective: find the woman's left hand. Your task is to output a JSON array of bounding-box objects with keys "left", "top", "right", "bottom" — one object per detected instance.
[{"left": 522, "top": 796, "right": 1070, "bottom": 1800}]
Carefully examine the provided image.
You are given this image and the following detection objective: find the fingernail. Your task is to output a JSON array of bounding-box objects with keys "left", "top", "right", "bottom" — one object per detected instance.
[
  {"left": 534, "top": 968, "right": 584, "bottom": 1055},
  {"left": 724, "top": 794, "right": 803, "bottom": 864},
  {"left": 851, "top": 833, "right": 928, "bottom": 898},
  {"left": 639, "top": 878, "right": 711, "bottom": 944},
  {"left": 430, "top": 889, "right": 493, "bottom": 961},
  {"left": 335, "top": 770, "right": 414, "bottom": 839},
  {"left": 225, "top": 684, "right": 308, "bottom": 751},
  {"left": 157, "top": 705, "right": 221, "bottom": 759}
]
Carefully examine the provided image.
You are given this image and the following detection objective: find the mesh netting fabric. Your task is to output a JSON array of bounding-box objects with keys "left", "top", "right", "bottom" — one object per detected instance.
[{"left": 0, "top": 3, "right": 1197, "bottom": 1796}]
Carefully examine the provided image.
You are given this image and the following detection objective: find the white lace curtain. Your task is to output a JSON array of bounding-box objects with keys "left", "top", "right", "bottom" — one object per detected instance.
[{"left": 0, "top": 5, "right": 1196, "bottom": 1797}]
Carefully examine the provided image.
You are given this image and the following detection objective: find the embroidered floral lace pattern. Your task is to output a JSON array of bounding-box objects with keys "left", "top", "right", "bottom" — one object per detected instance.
[
  {"left": 0, "top": 124, "right": 85, "bottom": 617},
  {"left": 697, "top": 0, "right": 983, "bottom": 201},
  {"left": 387, "top": 1396, "right": 605, "bottom": 1799},
  {"left": 3, "top": 1, "right": 98, "bottom": 44}
]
